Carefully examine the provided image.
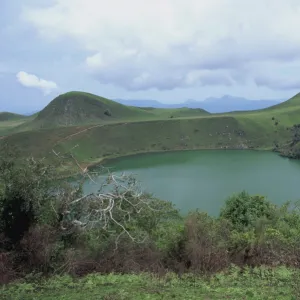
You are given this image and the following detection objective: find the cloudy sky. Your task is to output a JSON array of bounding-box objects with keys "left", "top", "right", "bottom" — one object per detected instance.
[{"left": 1, "top": 0, "right": 300, "bottom": 113}]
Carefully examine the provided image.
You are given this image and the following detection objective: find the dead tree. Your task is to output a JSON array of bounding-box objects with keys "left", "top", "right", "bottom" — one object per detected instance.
[{"left": 51, "top": 146, "right": 168, "bottom": 247}]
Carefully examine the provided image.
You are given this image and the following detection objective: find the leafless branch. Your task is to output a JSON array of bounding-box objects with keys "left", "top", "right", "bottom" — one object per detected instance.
[{"left": 52, "top": 145, "right": 167, "bottom": 243}]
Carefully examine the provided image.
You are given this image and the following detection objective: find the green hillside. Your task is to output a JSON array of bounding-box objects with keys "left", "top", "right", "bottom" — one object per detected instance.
[
  {"left": 1, "top": 92, "right": 210, "bottom": 134},
  {"left": 265, "top": 92, "right": 300, "bottom": 110},
  {"left": 1, "top": 91, "right": 300, "bottom": 169},
  {"left": 19, "top": 91, "right": 157, "bottom": 129},
  {"left": 25, "top": 92, "right": 210, "bottom": 130},
  {"left": 0, "top": 113, "right": 288, "bottom": 170},
  {"left": 140, "top": 107, "right": 209, "bottom": 118},
  {"left": 0, "top": 112, "right": 29, "bottom": 136},
  {"left": 0, "top": 112, "right": 25, "bottom": 121}
]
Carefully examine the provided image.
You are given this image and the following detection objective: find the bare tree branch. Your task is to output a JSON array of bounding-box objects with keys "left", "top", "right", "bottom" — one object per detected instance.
[{"left": 51, "top": 145, "right": 170, "bottom": 243}]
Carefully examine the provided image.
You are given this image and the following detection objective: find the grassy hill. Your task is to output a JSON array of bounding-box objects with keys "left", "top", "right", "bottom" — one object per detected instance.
[
  {"left": 0, "top": 112, "right": 25, "bottom": 121},
  {"left": 20, "top": 91, "right": 156, "bottom": 130},
  {"left": 6, "top": 92, "right": 210, "bottom": 132},
  {"left": 265, "top": 92, "right": 300, "bottom": 110},
  {"left": 0, "top": 113, "right": 287, "bottom": 171},
  {"left": 0, "top": 112, "right": 29, "bottom": 136},
  {"left": 1, "top": 91, "right": 299, "bottom": 169}
]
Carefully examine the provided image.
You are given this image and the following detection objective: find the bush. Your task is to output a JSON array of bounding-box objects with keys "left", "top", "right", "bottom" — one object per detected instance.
[
  {"left": 220, "top": 191, "right": 276, "bottom": 231},
  {"left": 164, "top": 212, "right": 230, "bottom": 275},
  {"left": 0, "top": 157, "right": 58, "bottom": 245},
  {"left": 0, "top": 152, "right": 84, "bottom": 247},
  {"left": 20, "top": 225, "right": 64, "bottom": 273},
  {"left": 104, "top": 109, "right": 112, "bottom": 116},
  {"left": 182, "top": 212, "right": 230, "bottom": 274},
  {"left": 0, "top": 249, "right": 17, "bottom": 284}
]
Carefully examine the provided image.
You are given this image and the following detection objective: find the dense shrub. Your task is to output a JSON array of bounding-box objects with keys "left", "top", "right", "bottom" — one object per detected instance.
[
  {"left": 20, "top": 225, "right": 64, "bottom": 273},
  {"left": 104, "top": 109, "right": 112, "bottom": 116},
  {"left": 182, "top": 212, "right": 230, "bottom": 273},
  {"left": 0, "top": 157, "right": 57, "bottom": 245},
  {"left": 220, "top": 191, "right": 276, "bottom": 231},
  {"left": 220, "top": 193, "right": 300, "bottom": 267}
]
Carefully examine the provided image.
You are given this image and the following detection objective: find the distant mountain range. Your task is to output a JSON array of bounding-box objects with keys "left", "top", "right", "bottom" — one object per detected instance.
[
  {"left": 2, "top": 94, "right": 285, "bottom": 115},
  {"left": 24, "top": 110, "right": 39, "bottom": 116},
  {"left": 115, "top": 95, "right": 284, "bottom": 113}
]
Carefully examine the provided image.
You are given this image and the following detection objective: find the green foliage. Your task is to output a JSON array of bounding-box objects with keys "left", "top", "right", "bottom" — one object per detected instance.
[
  {"left": 152, "top": 219, "right": 184, "bottom": 253},
  {"left": 104, "top": 108, "right": 112, "bottom": 116},
  {"left": 67, "top": 196, "right": 182, "bottom": 265},
  {"left": 2, "top": 266, "right": 299, "bottom": 299},
  {"left": 134, "top": 197, "right": 181, "bottom": 235},
  {"left": 220, "top": 191, "right": 276, "bottom": 231},
  {"left": 0, "top": 154, "right": 57, "bottom": 244},
  {"left": 0, "top": 148, "right": 84, "bottom": 247}
]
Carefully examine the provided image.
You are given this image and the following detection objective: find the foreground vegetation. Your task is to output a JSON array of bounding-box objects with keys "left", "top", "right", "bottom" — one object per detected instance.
[
  {"left": 2, "top": 266, "right": 299, "bottom": 299},
  {"left": 1, "top": 151, "right": 300, "bottom": 298}
]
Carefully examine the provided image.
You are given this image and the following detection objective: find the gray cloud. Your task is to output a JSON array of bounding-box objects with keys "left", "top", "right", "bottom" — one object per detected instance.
[
  {"left": 255, "top": 76, "right": 300, "bottom": 90},
  {"left": 22, "top": 0, "right": 300, "bottom": 91}
]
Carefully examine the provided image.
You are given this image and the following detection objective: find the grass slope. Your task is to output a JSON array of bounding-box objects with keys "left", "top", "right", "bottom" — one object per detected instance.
[
  {"left": 265, "top": 92, "right": 300, "bottom": 111},
  {"left": 1, "top": 91, "right": 299, "bottom": 166},
  {"left": 7, "top": 92, "right": 210, "bottom": 132},
  {"left": 0, "top": 112, "right": 25, "bottom": 121},
  {"left": 0, "top": 113, "right": 29, "bottom": 136},
  {"left": 0, "top": 114, "right": 288, "bottom": 170},
  {"left": 140, "top": 107, "right": 210, "bottom": 118},
  {"left": 20, "top": 91, "right": 155, "bottom": 130}
]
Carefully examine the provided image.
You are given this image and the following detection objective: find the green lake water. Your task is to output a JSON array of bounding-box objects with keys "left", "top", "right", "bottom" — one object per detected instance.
[{"left": 84, "top": 150, "right": 300, "bottom": 216}]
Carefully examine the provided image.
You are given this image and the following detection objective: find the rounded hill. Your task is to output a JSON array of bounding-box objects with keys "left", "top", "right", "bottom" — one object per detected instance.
[
  {"left": 0, "top": 112, "right": 25, "bottom": 122},
  {"left": 30, "top": 91, "right": 153, "bottom": 128}
]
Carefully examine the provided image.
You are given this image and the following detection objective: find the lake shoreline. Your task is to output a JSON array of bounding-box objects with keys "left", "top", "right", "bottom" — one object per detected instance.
[
  {"left": 83, "top": 149, "right": 299, "bottom": 216},
  {"left": 86, "top": 147, "right": 274, "bottom": 170},
  {"left": 57, "top": 147, "right": 274, "bottom": 180}
]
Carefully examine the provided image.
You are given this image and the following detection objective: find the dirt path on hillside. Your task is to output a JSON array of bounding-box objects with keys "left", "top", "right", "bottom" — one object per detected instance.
[
  {"left": 54, "top": 124, "right": 106, "bottom": 146},
  {"left": 55, "top": 121, "right": 130, "bottom": 146}
]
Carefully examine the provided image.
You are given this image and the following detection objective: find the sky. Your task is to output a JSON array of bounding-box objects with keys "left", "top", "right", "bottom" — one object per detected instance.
[{"left": 1, "top": 0, "right": 300, "bottom": 113}]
